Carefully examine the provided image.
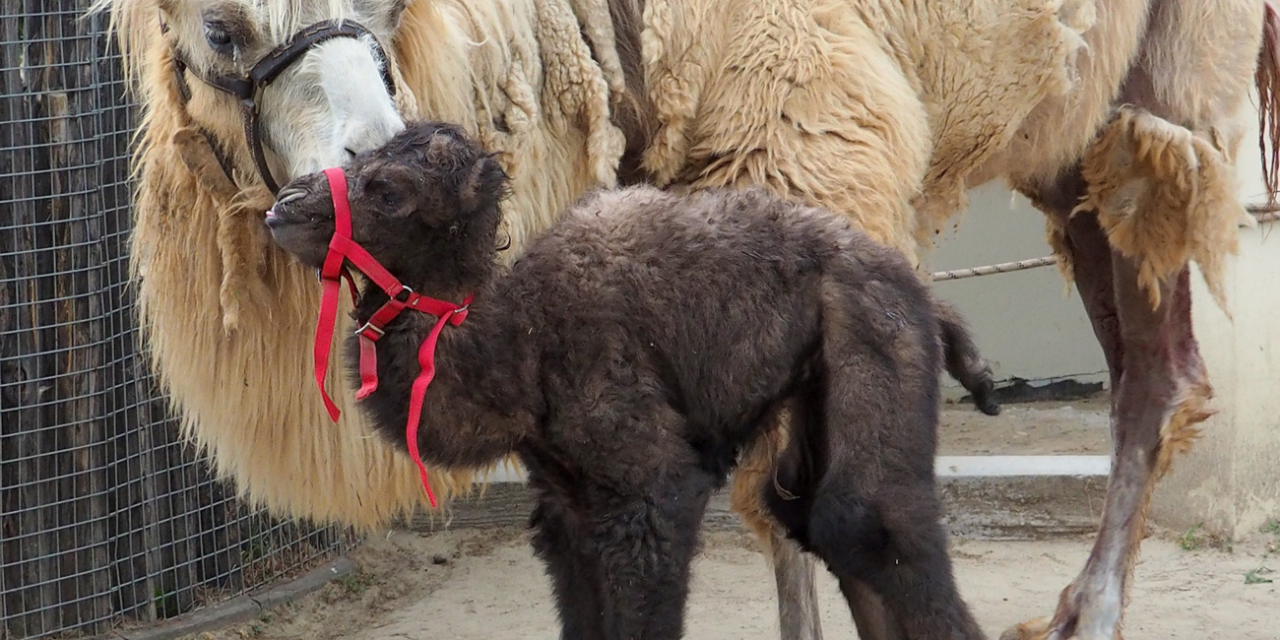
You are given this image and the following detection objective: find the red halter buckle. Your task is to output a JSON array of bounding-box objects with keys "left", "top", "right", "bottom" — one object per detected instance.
[{"left": 309, "top": 167, "right": 473, "bottom": 508}]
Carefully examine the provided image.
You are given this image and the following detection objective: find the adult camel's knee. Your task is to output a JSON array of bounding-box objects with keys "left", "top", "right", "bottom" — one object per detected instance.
[{"left": 1077, "top": 106, "right": 1250, "bottom": 314}]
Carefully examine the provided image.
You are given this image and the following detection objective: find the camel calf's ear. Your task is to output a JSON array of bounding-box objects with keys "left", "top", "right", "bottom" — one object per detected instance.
[{"left": 458, "top": 153, "right": 509, "bottom": 214}]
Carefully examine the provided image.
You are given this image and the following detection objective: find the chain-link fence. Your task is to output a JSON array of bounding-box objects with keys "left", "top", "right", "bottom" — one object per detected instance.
[{"left": 1, "top": 4, "right": 355, "bottom": 638}]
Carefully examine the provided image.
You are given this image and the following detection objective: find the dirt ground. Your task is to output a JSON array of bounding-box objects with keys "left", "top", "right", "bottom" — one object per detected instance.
[
  {"left": 938, "top": 395, "right": 1112, "bottom": 456},
  {"left": 195, "top": 525, "right": 1277, "bottom": 640},
  {"left": 190, "top": 397, "right": 1278, "bottom": 640}
]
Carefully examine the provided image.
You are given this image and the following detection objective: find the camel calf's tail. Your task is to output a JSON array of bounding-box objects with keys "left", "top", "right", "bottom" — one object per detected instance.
[
  {"left": 935, "top": 300, "right": 1002, "bottom": 416},
  {"left": 1257, "top": 0, "right": 1280, "bottom": 209}
]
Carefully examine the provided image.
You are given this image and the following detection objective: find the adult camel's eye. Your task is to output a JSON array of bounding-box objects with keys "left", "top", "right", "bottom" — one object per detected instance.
[{"left": 204, "top": 21, "right": 234, "bottom": 54}]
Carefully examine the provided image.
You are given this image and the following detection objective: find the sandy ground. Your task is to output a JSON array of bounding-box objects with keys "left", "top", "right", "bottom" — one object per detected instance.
[
  {"left": 189, "top": 397, "right": 1278, "bottom": 640},
  {"left": 194, "top": 524, "right": 1279, "bottom": 640},
  {"left": 938, "top": 395, "right": 1112, "bottom": 456}
]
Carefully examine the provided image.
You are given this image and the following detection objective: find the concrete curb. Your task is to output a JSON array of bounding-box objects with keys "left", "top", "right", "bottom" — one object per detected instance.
[
  {"left": 416, "top": 455, "right": 1112, "bottom": 541},
  {"left": 104, "top": 558, "right": 355, "bottom": 640}
]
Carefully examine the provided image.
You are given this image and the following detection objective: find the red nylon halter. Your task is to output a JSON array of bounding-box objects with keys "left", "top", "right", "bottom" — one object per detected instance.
[{"left": 311, "top": 167, "right": 473, "bottom": 508}]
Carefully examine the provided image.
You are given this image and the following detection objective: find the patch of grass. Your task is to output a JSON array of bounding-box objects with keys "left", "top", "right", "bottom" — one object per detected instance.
[
  {"left": 1263, "top": 519, "right": 1280, "bottom": 554},
  {"left": 1244, "top": 563, "right": 1274, "bottom": 585},
  {"left": 1178, "top": 523, "right": 1206, "bottom": 551},
  {"left": 332, "top": 568, "right": 374, "bottom": 596},
  {"left": 152, "top": 587, "right": 180, "bottom": 618}
]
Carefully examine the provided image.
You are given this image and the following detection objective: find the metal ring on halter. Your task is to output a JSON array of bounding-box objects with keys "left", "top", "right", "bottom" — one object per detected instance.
[{"left": 166, "top": 19, "right": 398, "bottom": 194}]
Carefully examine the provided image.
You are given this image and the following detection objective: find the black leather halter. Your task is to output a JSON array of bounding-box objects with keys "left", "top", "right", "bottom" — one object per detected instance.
[{"left": 166, "top": 19, "right": 398, "bottom": 194}]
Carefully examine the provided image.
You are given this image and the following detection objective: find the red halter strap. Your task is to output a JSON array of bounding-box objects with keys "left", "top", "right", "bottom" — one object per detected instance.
[{"left": 311, "top": 167, "right": 472, "bottom": 508}]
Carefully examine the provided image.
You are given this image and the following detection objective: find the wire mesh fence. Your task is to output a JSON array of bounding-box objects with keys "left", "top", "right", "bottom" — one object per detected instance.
[{"left": 1, "top": 3, "right": 355, "bottom": 638}]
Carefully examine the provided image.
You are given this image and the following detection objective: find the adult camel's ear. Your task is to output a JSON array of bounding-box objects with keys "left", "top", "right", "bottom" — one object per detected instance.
[
  {"left": 173, "top": 127, "right": 240, "bottom": 201},
  {"left": 388, "top": 0, "right": 409, "bottom": 29},
  {"left": 356, "top": 0, "right": 410, "bottom": 35},
  {"left": 457, "top": 152, "right": 510, "bottom": 215}
]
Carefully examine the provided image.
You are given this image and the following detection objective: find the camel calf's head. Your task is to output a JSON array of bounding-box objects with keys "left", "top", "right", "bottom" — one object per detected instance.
[{"left": 267, "top": 121, "right": 509, "bottom": 287}]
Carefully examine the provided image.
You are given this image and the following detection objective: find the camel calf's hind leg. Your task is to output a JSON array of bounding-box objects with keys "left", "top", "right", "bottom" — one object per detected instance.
[
  {"left": 693, "top": 15, "right": 932, "bottom": 637},
  {"left": 763, "top": 340, "right": 985, "bottom": 640}
]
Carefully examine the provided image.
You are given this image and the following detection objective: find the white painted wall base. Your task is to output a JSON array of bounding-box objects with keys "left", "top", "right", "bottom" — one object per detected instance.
[{"left": 475, "top": 455, "right": 1112, "bottom": 484}]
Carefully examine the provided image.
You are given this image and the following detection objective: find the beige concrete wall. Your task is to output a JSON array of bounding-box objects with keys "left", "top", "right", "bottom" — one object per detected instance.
[
  {"left": 1151, "top": 98, "right": 1280, "bottom": 539},
  {"left": 931, "top": 91, "right": 1278, "bottom": 538},
  {"left": 1152, "top": 226, "right": 1280, "bottom": 538},
  {"left": 927, "top": 185, "right": 1107, "bottom": 390}
]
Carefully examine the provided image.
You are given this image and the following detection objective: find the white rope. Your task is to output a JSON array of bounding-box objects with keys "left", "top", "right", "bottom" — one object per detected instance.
[
  {"left": 931, "top": 256, "right": 1058, "bottom": 281},
  {"left": 931, "top": 204, "right": 1278, "bottom": 282}
]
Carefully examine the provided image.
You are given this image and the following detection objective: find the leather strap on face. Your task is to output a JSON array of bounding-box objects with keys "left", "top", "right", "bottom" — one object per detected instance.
[
  {"left": 311, "top": 167, "right": 473, "bottom": 509},
  {"left": 250, "top": 21, "right": 397, "bottom": 98},
  {"left": 166, "top": 20, "right": 397, "bottom": 194}
]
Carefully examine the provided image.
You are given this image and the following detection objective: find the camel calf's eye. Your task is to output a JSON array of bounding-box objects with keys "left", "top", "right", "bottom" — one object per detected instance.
[{"left": 380, "top": 191, "right": 400, "bottom": 208}]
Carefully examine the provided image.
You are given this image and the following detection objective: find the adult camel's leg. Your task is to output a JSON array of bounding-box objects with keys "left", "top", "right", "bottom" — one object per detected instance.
[
  {"left": 999, "top": 28, "right": 1245, "bottom": 639},
  {"left": 1019, "top": 170, "right": 1123, "bottom": 389},
  {"left": 1000, "top": 172, "right": 1123, "bottom": 640},
  {"left": 1001, "top": 256, "right": 1209, "bottom": 640},
  {"left": 1005, "top": 3, "right": 1266, "bottom": 635},
  {"left": 771, "top": 529, "right": 828, "bottom": 640},
  {"left": 730, "top": 429, "right": 826, "bottom": 640}
]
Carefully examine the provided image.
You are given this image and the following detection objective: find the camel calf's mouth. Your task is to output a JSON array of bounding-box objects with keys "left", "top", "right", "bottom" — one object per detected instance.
[{"left": 265, "top": 176, "right": 338, "bottom": 269}]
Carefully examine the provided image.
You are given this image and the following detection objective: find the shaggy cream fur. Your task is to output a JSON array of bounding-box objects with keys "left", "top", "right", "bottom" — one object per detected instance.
[
  {"left": 97, "top": 0, "right": 626, "bottom": 528},
  {"left": 1077, "top": 106, "right": 1251, "bottom": 312},
  {"left": 102, "top": 0, "right": 1265, "bottom": 539},
  {"left": 639, "top": 0, "right": 1095, "bottom": 263}
]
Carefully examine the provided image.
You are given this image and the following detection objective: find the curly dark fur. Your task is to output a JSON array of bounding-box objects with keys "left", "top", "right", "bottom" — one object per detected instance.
[{"left": 267, "top": 121, "right": 990, "bottom": 640}]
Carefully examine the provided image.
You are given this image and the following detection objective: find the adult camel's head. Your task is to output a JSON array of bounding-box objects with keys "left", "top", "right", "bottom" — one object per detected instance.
[{"left": 98, "top": 0, "right": 412, "bottom": 193}]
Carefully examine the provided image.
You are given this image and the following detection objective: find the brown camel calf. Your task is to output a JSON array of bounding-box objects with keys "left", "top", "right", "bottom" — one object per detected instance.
[{"left": 266, "top": 120, "right": 999, "bottom": 640}]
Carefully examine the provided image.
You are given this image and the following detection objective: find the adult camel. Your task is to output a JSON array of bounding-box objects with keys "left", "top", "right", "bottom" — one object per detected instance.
[{"left": 93, "top": 0, "right": 1280, "bottom": 638}]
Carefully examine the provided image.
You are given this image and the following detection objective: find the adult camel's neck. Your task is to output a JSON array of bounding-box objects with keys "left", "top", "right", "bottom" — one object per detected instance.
[
  {"left": 393, "top": 0, "right": 628, "bottom": 257},
  {"left": 347, "top": 275, "right": 536, "bottom": 471},
  {"left": 391, "top": 0, "right": 487, "bottom": 129}
]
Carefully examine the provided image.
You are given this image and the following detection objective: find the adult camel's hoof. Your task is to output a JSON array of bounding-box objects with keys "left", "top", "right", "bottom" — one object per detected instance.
[
  {"left": 1000, "top": 617, "right": 1052, "bottom": 640},
  {"left": 999, "top": 616, "right": 1126, "bottom": 640}
]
